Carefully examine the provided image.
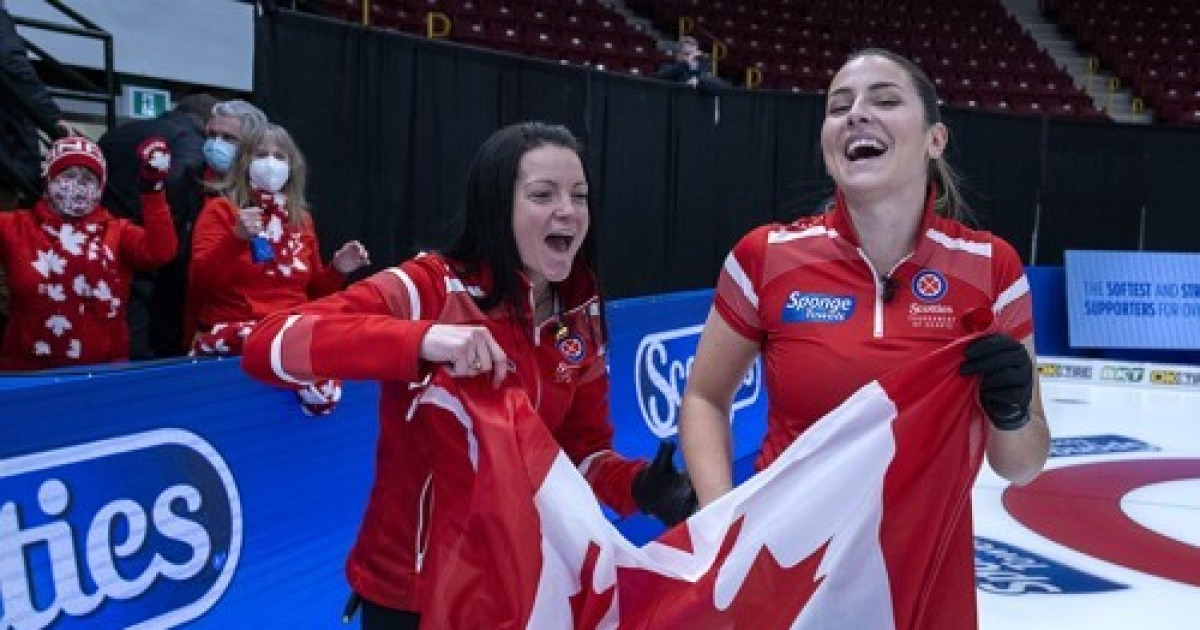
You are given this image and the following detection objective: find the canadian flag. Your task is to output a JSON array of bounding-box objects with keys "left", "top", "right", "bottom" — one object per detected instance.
[{"left": 415, "top": 339, "right": 986, "bottom": 629}]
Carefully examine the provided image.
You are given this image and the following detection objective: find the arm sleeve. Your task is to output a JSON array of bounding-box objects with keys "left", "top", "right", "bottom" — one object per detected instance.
[
  {"left": 165, "top": 128, "right": 205, "bottom": 204},
  {"left": 118, "top": 192, "right": 178, "bottom": 270},
  {"left": 990, "top": 237, "right": 1034, "bottom": 340},
  {"left": 188, "top": 197, "right": 250, "bottom": 300},
  {"left": 712, "top": 226, "right": 770, "bottom": 342},
  {"left": 655, "top": 62, "right": 685, "bottom": 81},
  {"left": 553, "top": 361, "right": 646, "bottom": 516},
  {"left": 242, "top": 260, "right": 442, "bottom": 386}
]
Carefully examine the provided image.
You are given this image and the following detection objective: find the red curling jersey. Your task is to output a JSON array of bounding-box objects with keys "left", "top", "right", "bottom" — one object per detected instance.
[
  {"left": 714, "top": 194, "right": 1034, "bottom": 470},
  {"left": 241, "top": 253, "right": 643, "bottom": 611}
]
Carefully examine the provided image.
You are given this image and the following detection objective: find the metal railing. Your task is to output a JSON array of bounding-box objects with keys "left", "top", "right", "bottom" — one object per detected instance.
[{"left": 11, "top": 0, "right": 117, "bottom": 130}]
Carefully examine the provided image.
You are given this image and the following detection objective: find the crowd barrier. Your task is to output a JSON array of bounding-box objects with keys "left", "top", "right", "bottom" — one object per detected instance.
[{"left": 0, "top": 289, "right": 765, "bottom": 629}]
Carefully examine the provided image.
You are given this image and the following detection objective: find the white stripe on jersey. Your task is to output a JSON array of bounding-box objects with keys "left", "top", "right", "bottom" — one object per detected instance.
[
  {"left": 724, "top": 253, "right": 759, "bottom": 309},
  {"left": 767, "top": 225, "right": 837, "bottom": 244},
  {"left": 577, "top": 449, "right": 611, "bottom": 477},
  {"left": 271, "top": 314, "right": 311, "bottom": 385},
  {"left": 445, "top": 277, "right": 485, "bottom": 297},
  {"left": 385, "top": 268, "right": 422, "bottom": 319},
  {"left": 994, "top": 274, "right": 1030, "bottom": 314},
  {"left": 925, "top": 229, "right": 993, "bottom": 257},
  {"left": 420, "top": 385, "right": 479, "bottom": 470}
]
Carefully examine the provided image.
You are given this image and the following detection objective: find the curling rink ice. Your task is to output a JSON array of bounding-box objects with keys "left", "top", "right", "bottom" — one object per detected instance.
[{"left": 975, "top": 357, "right": 1200, "bottom": 630}]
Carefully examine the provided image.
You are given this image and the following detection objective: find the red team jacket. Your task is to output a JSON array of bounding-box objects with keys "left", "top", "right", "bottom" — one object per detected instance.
[
  {"left": 242, "top": 253, "right": 645, "bottom": 611},
  {"left": 187, "top": 197, "right": 343, "bottom": 331},
  {"left": 0, "top": 195, "right": 176, "bottom": 370},
  {"left": 713, "top": 191, "right": 1034, "bottom": 629}
]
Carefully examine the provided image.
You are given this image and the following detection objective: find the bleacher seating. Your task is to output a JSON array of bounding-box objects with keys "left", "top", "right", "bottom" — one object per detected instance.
[
  {"left": 1045, "top": 0, "right": 1200, "bottom": 125},
  {"left": 320, "top": 0, "right": 1107, "bottom": 121},
  {"left": 321, "top": 0, "right": 664, "bottom": 78},
  {"left": 628, "top": 0, "right": 1101, "bottom": 119}
]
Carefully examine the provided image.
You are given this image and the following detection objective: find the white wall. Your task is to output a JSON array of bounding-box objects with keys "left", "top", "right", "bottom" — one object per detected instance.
[{"left": 8, "top": 0, "right": 255, "bottom": 91}]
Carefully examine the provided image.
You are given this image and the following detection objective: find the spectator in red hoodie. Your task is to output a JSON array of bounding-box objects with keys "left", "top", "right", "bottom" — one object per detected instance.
[
  {"left": 0, "top": 135, "right": 176, "bottom": 370},
  {"left": 187, "top": 123, "right": 369, "bottom": 414}
]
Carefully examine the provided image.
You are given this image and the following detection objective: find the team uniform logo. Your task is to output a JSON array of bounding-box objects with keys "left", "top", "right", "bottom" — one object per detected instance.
[
  {"left": 557, "top": 334, "right": 587, "bottom": 363},
  {"left": 781, "top": 292, "right": 856, "bottom": 323},
  {"left": 911, "top": 269, "right": 948, "bottom": 303}
]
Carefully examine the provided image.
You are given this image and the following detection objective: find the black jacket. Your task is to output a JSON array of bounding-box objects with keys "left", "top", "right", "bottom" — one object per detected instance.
[
  {"left": 98, "top": 109, "right": 209, "bottom": 358},
  {"left": 99, "top": 109, "right": 207, "bottom": 224},
  {"left": 0, "top": 8, "right": 62, "bottom": 195},
  {"left": 655, "top": 54, "right": 715, "bottom": 83}
]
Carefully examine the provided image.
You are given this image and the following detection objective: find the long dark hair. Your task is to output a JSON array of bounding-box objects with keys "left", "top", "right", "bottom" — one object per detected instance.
[
  {"left": 444, "top": 121, "right": 599, "bottom": 316},
  {"left": 843, "top": 48, "right": 970, "bottom": 221}
]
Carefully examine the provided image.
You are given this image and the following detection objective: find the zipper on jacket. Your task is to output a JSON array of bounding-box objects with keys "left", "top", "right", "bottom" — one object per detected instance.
[
  {"left": 856, "top": 249, "right": 910, "bottom": 339},
  {"left": 414, "top": 473, "right": 433, "bottom": 571}
]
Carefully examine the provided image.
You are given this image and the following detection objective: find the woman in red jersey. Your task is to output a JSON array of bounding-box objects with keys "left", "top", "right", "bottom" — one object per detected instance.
[
  {"left": 241, "top": 122, "right": 696, "bottom": 628},
  {"left": 679, "top": 49, "right": 1050, "bottom": 629}
]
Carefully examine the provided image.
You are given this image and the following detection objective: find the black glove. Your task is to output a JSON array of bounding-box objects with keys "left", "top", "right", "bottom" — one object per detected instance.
[
  {"left": 632, "top": 441, "right": 698, "bottom": 527},
  {"left": 959, "top": 333, "right": 1033, "bottom": 431}
]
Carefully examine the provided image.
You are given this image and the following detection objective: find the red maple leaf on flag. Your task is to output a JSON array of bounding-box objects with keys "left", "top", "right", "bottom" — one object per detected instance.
[
  {"left": 570, "top": 542, "right": 618, "bottom": 627},
  {"left": 615, "top": 517, "right": 829, "bottom": 629}
]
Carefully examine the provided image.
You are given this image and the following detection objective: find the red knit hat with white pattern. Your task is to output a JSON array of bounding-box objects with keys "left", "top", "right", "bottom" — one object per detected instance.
[{"left": 43, "top": 136, "right": 107, "bottom": 187}]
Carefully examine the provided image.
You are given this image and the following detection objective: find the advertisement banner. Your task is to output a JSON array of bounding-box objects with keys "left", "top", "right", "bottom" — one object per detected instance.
[
  {"left": 0, "top": 359, "right": 379, "bottom": 630},
  {"left": 0, "top": 290, "right": 767, "bottom": 627},
  {"left": 605, "top": 290, "right": 767, "bottom": 474},
  {"left": 1064, "top": 250, "right": 1200, "bottom": 350}
]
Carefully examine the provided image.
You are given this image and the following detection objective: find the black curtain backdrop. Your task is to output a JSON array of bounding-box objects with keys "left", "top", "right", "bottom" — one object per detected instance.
[{"left": 255, "top": 11, "right": 1200, "bottom": 298}]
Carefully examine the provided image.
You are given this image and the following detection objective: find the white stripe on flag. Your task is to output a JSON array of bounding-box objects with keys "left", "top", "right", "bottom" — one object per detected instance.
[{"left": 526, "top": 380, "right": 902, "bottom": 628}]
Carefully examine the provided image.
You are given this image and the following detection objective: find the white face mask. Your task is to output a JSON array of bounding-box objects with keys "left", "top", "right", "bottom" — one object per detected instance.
[{"left": 248, "top": 156, "right": 290, "bottom": 193}]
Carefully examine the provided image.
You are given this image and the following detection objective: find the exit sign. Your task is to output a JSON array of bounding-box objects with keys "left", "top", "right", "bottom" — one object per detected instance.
[{"left": 122, "top": 86, "right": 171, "bottom": 119}]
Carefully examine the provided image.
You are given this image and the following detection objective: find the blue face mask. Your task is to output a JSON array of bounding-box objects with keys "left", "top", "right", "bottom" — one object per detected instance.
[{"left": 202, "top": 137, "right": 236, "bottom": 173}]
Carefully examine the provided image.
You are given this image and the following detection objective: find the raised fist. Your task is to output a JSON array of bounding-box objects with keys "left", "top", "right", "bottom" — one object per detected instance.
[
  {"left": 136, "top": 137, "right": 171, "bottom": 191},
  {"left": 331, "top": 240, "right": 371, "bottom": 275}
]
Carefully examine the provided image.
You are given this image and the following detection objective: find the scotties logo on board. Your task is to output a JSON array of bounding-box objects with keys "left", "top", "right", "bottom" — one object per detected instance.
[
  {"left": 0, "top": 429, "right": 243, "bottom": 630},
  {"left": 635, "top": 324, "right": 761, "bottom": 438},
  {"left": 781, "top": 292, "right": 856, "bottom": 323}
]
